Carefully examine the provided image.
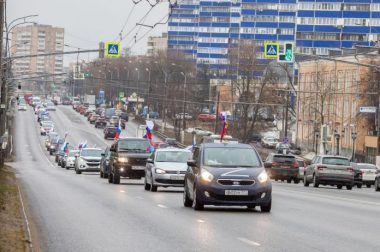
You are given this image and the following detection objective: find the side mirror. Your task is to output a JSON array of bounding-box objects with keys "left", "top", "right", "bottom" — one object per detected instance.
[
  {"left": 146, "top": 158, "right": 153, "bottom": 163},
  {"left": 187, "top": 160, "right": 197, "bottom": 167}
]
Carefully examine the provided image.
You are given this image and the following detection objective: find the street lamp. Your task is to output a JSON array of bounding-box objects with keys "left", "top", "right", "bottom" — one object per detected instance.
[
  {"left": 180, "top": 71, "right": 187, "bottom": 144},
  {"left": 334, "top": 128, "right": 340, "bottom": 155},
  {"left": 135, "top": 68, "right": 140, "bottom": 116},
  {"left": 145, "top": 68, "right": 151, "bottom": 119},
  {"left": 351, "top": 129, "right": 357, "bottom": 162}
]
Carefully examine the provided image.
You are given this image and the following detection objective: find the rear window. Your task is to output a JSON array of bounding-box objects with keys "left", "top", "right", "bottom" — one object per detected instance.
[
  {"left": 322, "top": 157, "right": 350, "bottom": 166},
  {"left": 273, "top": 155, "right": 295, "bottom": 163},
  {"left": 357, "top": 164, "right": 378, "bottom": 170},
  {"left": 107, "top": 128, "right": 117, "bottom": 132}
]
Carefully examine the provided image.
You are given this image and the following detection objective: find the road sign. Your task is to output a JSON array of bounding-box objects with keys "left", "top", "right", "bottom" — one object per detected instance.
[
  {"left": 359, "top": 106, "right": 377, "bottom": 113},
  {"left": 278, "top": 42, "right": 294, "bottom": 63},
  {"left": 105, "top": 42, "right": 120, "bottom": 58},
  {"left": 264, "top": 42, "right": 279, "bottom": 59}
]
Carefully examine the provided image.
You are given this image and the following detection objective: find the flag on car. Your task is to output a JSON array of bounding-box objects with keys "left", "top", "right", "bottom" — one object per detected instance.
[{"left": 143, "top": 121, "right": 155, "bottom": 152}]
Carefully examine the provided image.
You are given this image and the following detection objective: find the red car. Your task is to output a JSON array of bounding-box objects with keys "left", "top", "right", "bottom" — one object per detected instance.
[
  {"left": 197, "top": 114, "right": 216, "bottom": 122},
  {"left": 79, "top": 107, "right": 87, "bottom": 115}
]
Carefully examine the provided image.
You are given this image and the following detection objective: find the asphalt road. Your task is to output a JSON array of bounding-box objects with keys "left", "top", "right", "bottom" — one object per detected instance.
[{"left": 10, "top": 105, "right": 380, "bottom": 252}]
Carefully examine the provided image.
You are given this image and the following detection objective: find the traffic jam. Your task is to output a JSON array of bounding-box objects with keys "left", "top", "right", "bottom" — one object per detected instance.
[{"left": 21, "top": 94, "right": 380, "bottom": 213}]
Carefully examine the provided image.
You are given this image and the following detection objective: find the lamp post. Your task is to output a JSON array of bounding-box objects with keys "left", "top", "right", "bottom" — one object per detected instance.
[
  {"left": 351, "top": 130, "right": 357, "bottom": 162},
  {"left": 135, "top": 68, "right": 140, "bottom": 116},
  {"left": 145, "top": 68, "right": 151, "bottom": 119},
  {"left": 180, "top": 72, "right": 187, "bottom": 144},
  {"left": 334, "top": 128, "right": 340, "bottom": 155}
]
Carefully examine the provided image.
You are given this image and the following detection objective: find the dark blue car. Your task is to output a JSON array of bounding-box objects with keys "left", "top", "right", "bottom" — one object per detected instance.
[{"left": 184, "top": 143, "right": 272, "bottom": 212}]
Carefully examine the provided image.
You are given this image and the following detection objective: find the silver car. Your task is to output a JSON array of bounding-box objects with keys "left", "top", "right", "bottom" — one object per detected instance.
[
  {"left": 62, "top": 150, "right": 79, "bottom": 169},
  {"left": 144, "top": 148, "right": 192, "bottom": 192},
  {"left": 74, "top": 148, "right": 103, "bottom": 174},
  {"left": 304, "top": 155, "right": 354, "bottom": 190},
  {"left": 356, "top": 163, "right": 379, "bottom": 188}
]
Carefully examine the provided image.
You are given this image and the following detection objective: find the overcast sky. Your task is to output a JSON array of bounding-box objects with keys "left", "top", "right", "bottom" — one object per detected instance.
[{"left": 8, "top": 0, "right": 168, "bottom": 66}]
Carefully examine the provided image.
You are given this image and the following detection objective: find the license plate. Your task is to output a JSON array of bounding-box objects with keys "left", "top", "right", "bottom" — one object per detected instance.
[
  {"left": 281, "top": 166, "right": 290, "bottom": 169},
  {"left": 132, "top": 166, "right": 145, "bottom": 170},
  {"left": 170, "top": 175, "right": 184, "bottom": 180},
  {"left": 225, "top": 190, "right": 248, "bottom": 196}
]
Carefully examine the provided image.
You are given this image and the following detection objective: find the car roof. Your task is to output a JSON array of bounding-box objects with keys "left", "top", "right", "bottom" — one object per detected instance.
[
  {"left": 317, "top": 155, "right": 349, "bottom": 159},
  {"left": 201, "top": 143, "right": 252, "bottom": 149},
  {"left": 155, "top": 148, "right": 191, "bottom": 153}
]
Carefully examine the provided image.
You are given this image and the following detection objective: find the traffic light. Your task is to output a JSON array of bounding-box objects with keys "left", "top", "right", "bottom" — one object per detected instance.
[{"left": 278, "top": 42, "right": 294, "bottom": 63}]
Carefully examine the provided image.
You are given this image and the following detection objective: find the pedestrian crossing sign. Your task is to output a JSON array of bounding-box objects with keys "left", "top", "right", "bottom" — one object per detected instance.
[
  {"left": 264, "top": 41, "right": 279, "bottom": 59},
  {"left": 105, "top": 42, "right": 121, "bottom": 58}
]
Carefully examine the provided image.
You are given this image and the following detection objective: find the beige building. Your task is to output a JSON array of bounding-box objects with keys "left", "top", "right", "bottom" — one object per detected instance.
[
  {"left": 297, "top": 54, "right": 380, "bottom": 163},
  {"left": 11, "top": 24, "right": 65, "bottom": 83},
  {"left": 147, "top": 33, "right": 168, "bottom": 56}
]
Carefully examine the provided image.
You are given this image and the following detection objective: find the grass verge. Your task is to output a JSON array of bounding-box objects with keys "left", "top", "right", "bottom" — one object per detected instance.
[{"left": 0, "top": 165, "right": 28, "bottom": 252}]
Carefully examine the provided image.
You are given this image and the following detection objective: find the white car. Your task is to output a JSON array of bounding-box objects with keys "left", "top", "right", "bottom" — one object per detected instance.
[
  {"left": 62, "top": 150, "right": 79, "bottom": 169},
  {"left": 186, "top": 127, "right": 213, "bottom": 136},
  {"left": 144, "top": 148, "right": 192, "bottom": 192},
  {"left": 356, "top": 163, "right": 379, "bottom": 188},
  {"left": 74, "top": 148, "right": 103, "bottom": 174},
  {"left": 40, "top": 121, "right": 54, "bottom": 135},
  {"left": 46, "top": 102, "right": 56, "bottom": 111},
  {"left": 18, "top": 103, "right": 27, "bottom": 111},
  {"left": 261, "top": 136, "right": 279, "bottom": 148}
]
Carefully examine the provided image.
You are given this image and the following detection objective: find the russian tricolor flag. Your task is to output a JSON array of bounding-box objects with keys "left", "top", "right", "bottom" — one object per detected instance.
[{"left": 115, "top": 119, "right": 122, "bottom": 139}]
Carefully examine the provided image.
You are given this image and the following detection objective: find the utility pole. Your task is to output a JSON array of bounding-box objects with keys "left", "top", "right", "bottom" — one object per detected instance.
[
  {"left": 181, "top": 72, "right": 187, "bottom": 143},
  {"left": 0, "top": 0, "right": 5, "bottom": 168},
  {"left": 214, "top": 88, "right": 220, "bottom": 134}
]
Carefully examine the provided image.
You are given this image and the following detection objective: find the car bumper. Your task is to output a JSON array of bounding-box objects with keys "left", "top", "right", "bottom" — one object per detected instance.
[
  {"left": 196, "top": 181, "right": 272, "bottom": 206},
  {"left": 115, "top": 165, "right": 145, "bottom": 178},
  {"left": 317, "top": 175, "right": 354, "bottom": 185},
  {"left": 78, "top": 166, "right": 100, "bottom": 172},
  {"left": 154, "top": 174, "right": 185, "bottom": 187},
  {"left": 362, "top": 174, "right": 376, "bottom": 182},
  {"left": 270, "top": 168, "right": 299, "bottom": 179}
]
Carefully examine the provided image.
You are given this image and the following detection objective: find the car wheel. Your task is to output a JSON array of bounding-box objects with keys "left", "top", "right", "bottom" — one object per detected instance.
[
  {"left": 260, "top": 199, "right": 271, "bottom": 213},
  {"left": 144, "top": 177, "right": 151, "bottom": 191},
  {"left": 108, "top": 173, "right": 113, "bottom": 184},
  {"left": 113, "top": 174, "right": 120, "bottom": 184},
  {"left": 75, "top": 168, "right": 81, "bottom": 174},
  {"left": 183, "top": 185, "right": 192, "bottom": 207},
  {"left": 357, "top": 184, "right": 362, "bottom": 188},
  {"left": 100, "top": 171, "right": 104, "bottom": 178},
  {"left": 287, "top": 179, "right": 292, "bottom": 183},
  {"left": 293, "top": 178, "right": 300, "bottom": 184},
  {"left": 346, "top": 185, "right": 352, "bottom": 190},
  {"left": 313, "top": 174, "right": 319, "bottom": 188},
  {"left": 150, "top": 177, "right": 157, "bottom": 192},
  {"left": 303, "top": 176, "right": 309, "bottom": 187},
  {"left": 366, "top": 184, "right": 371, "bottom": 188},
  {"left": 375, "top": 179, "right": 380, "bottom": 191},
  {"left": 337, "top": 185, "right": 343, "bottom": 189},
  {"left": 192, "top": 187, "right": 204, "bottom": 210}
]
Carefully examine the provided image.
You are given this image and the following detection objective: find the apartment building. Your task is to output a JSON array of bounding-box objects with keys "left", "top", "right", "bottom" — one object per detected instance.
[
  {"left": 147, "top": 33, "right": 168, "bottom": 56},
  {"left": 11, "top": 24, "right": 65, "bottom": 83}
]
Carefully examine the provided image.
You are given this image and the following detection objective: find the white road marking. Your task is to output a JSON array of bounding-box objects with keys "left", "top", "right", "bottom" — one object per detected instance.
[
  {"left": 197, "top": 219, "right": 205, "bottom": 223},
  {"left": 119, "top": 190, "right": 126, "bottom": 193},
  {"left": 157, "top": 204, "right": 168, "bottom": 209},
  {"left": 237, "top": 237, "right": 261, "bottom": 247},
  {"left": 135, "top": 196, "right": 144, "bottom": 200}
]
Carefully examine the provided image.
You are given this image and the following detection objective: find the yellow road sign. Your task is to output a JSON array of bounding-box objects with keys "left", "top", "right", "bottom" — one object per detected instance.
[{"left": 105, "top": 42, "right": 121, "bottom": 58}]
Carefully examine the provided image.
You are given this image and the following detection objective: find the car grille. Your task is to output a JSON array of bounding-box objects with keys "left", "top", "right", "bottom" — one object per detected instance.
[
  {"left": 209, "top": 192, "right": 261, "bottom": 201},
  {"left": 129, "top": 158, "right": 147, "bottom": 165},
  {"left": 165, "top": 170, "right": 186, "bottom": 175},
  {"left": 87, "top": 162, "right": 100, "bottom": 167},
  {"left": 156, "top": 179, "right": 185, "bottom": 184},
  {"left": 217, "top": 179, "right": 255, "bottom": 186}
]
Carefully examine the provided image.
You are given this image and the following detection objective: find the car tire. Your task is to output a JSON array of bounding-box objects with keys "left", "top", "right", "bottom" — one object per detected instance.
[
  {"left": 303, "top": 176, "right": 309, "bottom": 187},
  {"left": 260, "top": 199, "right": 271, "bottom": 213},
  {"left": 75, "top": 169, "right": 81, "bottom": 174},
  {"left": 144, "top": 177, "right": 151, "bottom": 191},
  {"left": 183, "top": 186, "right": 192, "bottom": 207},
  {"left": 150, "top": 177, "right": 157, "bottom": 192},
  {"left": 346, "top": 185, "right": 352, "bottom": 190},
  {"left": 313, "top": 174, "right": 319, "bottom": 188},
  {"left": 366, "top": 184, "right": 371, "bottom": 188},
  {"left": 287, "top": 179, "right": 292, "bottom": 183},
  {"left": 65, "top": 166, "right": 69, "bottom": 170},
  {"left": 293, "top": 178, "right": 300, "bottom": 184},
  {"left": 108, "top": 173, "right": 113, "bottom": 184},
  {"left": 192, "top": 187, "right": 204, "bottom": 211},
  {"left": 113, "top": 174, "right": 120, "bottom": 184},
  {"left": 337, "top": 185, "right": 343, "bottom": 189},
  {"left": 356, "top": 184, "right": 362, "bottom": 188},
  {"left": 375, "top": 179, "right": 380, "bottom": 191},
  {"left": 100, "top": 171, "right": 104, "bottom": 178}
]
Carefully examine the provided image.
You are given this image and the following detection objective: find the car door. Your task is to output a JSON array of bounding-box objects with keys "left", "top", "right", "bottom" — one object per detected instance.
[{"left": 307, "top": 156, "right": 318, "bottom": 180}]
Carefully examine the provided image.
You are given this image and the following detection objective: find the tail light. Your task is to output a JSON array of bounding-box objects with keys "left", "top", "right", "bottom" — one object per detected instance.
[
  {"left": 272, "top": 161, "right": 279, "bottom": 167},
  {"left": 358, "top": 171, "right": 363, "bottom": 178},
  {"left": 293, "top": 162, "right": 299, "bottom": 168},
  {"left": 317, "top": 165, "right": 327, "bottom": 170},
  {"left": 347, "top": 167, "right": 354, "bottom": 173}
]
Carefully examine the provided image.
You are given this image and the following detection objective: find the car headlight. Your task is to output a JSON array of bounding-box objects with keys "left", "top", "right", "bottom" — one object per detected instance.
[
  {"left": 258, "top": 170, "right": 269, "bottom": 183},
  {"left": 200, "top": 170, "right": 214, "bottom": 182},
  {"left": 155, "top": 168, "right": 166, "bottom": 174},
  {"left": 118, "top": 157, "right": 128, "bottom": 163}
]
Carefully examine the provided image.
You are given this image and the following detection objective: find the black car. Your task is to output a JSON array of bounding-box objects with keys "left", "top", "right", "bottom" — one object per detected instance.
[
  {"left": 100, "top": 147, "right": 111, "bottom": 179},
  {"left": 351, "top": 163, "right": 363, "bottom": 188},
  {"left": 183, "top": 143, "right": 272, "bottom": 212},
  {"left": 108, "top": 138, "right": 151, "bottom": 184},
  {"left": 50, "top": 138, "right": 65, "bottom": 155},
  {"left": 375, "top": 173, "right": 380, "bottom": 191},
  {"left": 249, "top": 132, "right": 262, "bottom": 143},
  {"left": 264, "top": 153, "right": 300, "bottom": 183},
  {"left": 95, "top": 118, "right": 107, "bottom": 128},
  {"left": 104, "top": 127, "right": 117, "bottom": 139},
  {"left": 55, "top": 148, "right": 66, "bottom": 167}
]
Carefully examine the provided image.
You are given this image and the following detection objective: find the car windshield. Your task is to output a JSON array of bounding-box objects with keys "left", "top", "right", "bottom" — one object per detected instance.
[
  {"left": 156, "top": 151, "right": 191, "bottom": 162},
  {"left": 42, "top": 122, "right": 53, "bottom": 127},
  {"left": 322, "top": 157, "right": 350, "bottom": 166},
  {"left": 357, "top": 164, "right": 378, "bottom": 170},
  {"left": 118, "top": 140, "right": 150, "bottom": 152},
  {"left": 81, "top": 149, "right": 102, "bottom": 157},
  {"left": 204, "top": 147, "right": 261, "bottom": 167},
  {"left": 68, "top": 150, "right": 79, "bottom": 157},
  {"left": 273, "top": 155, "right": 295, "bottom": 162},
  {"left": 266, "top": 137, "right": 276, "bottom": 142}
]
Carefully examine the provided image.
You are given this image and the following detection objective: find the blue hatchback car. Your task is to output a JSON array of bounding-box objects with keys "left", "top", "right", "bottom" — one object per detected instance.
[{"left": 183, "top": 143, "right": 272, "bottom": 212}]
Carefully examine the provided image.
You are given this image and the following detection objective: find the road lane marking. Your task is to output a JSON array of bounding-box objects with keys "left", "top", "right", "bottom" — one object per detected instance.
[
  {"left": 157, "top": 204, "right": 168, "bottom": 209},
  {"left": 237, "top": 237, "right": 261, "bottom": 247},
  {"left": 197, "top": 219, "right": 205, "bottom": 223},
  {"left": 276, "top": 188, "right": 380, "bottom": 207}
]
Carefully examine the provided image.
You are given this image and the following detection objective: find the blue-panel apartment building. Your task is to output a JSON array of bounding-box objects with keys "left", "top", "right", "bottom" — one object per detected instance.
[{"left": 168, "top": 0, "right": 380, "bottom": 76}]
